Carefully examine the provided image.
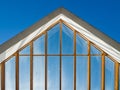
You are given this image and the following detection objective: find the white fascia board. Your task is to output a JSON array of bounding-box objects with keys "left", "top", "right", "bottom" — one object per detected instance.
[
  {"left": 61, "top": 14, "right": 120, "bottom": 63},
  {"left": 0, "top": 14, "right": 120, "bottom": 63}
]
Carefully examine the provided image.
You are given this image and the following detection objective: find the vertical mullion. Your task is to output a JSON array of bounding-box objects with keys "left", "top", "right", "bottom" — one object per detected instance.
[
  {"left": 60, "top": 20, "right": 62, "bottom": 90},
  {"left": 88, "top": 41, "right": 91, "bottom": 90},
  {"left": 30, "top": 42, "right": 33, "bottom": 90},
  {"left": 114, "top": 62, "right": 119, "bottom": 90},
  {"left": 1, "top": 62, "right": 5, "bottom": 90},
  {"left": 101, "top": 52, "right": 105, "bottom": 90},
  {"left": 45, "top": 32, "right": 48, "bottom": 90},
  {"left": 16, "top": 52, "right": 19, "bottom": 90},
  {"left": 74, "top": 31, "right": 76, "bottom": 90}
]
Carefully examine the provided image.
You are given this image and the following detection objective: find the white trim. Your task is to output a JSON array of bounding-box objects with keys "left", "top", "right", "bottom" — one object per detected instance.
[{"left": 0, "top": 14, "right": 120, "bottom": 63}]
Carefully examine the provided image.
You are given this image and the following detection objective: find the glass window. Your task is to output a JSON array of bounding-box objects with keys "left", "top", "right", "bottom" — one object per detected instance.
[
  {"left": 33, "top": 35, "right": 45, "bottom": 54},
  {"left": 19, "top": 45, "right": 30, "bottom": 54},
  {"left": 91, "top": 56, "right": 101, "bottom": 90},
  {"left": 19, "top": 56, "right": 30, "bottom": 90},
  {"left": 105, "top": 56, "right": 114, "bottom": 90},
  {"left": 33, "top": 56, "right": 45, "bottom": 90},
  {"left": 62, "top": 24, "right": 74, "bottom": 54},
  {"left": 76, "top": 56, "right": 88, "bottom": 90},
  {"left": 48, "top": 24, "right": 60, "bottom": 54},
  {"left": 76, "top": 34, "right": 87, "bottom": 54},
  {"left": 5, "top": 57, "right": 15, "bottom": 90},
  {"left": 48, "top": 56, "right": 60, "bottom": 90},
  {"left": 91, "top": 45, "right": 101, "bottom": 54},
  {"left": 62, "top": 56, "right": 73, "bottom": 90}
]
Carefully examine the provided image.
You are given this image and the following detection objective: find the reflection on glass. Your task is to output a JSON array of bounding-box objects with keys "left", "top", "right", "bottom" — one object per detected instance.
[
  {"left": 33, "top": 56, "right": 45, "bottom": 90},
  {"left": 33, "top": 35, "right": 45, "bottom": 54},
  {"left": 105, "top": 57, "right": 114, "bottom": 90},
  {"left": 19, "top": 56, "right": 30, "bottom": 90},
  {"left": 48, "top": 56, "right": 59, "bottom": 90},
  {"left": 62, "top": 24, "right": 73, "bottom": 54},
  {"left": 76, "top": 56, "right": 87, "bottom": 90},
  {"left": 91, "top": 45, "right": 101, "bottom": 54},
  {"left": 48, "top": 24, "right": 60, "bottom": 54},
  {"left": 91, "top": 56, "right": 101, "bottom": 90},
  {"left": 62, "top": 56, "right": 73, "bottom": 90},
  {"left": 19, "top": 45, "right": 30, "bottom": 54},
  {"left": 76, "top": 34, "right": 87, "bottom": 54},
  {"left": 5, "top": 57, "right": 15, "bottom": 90}
]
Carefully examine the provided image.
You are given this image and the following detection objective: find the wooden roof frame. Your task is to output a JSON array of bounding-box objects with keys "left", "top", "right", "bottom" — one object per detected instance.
[{"left": 0, "top": 8, "right": 120, "bottom": 63}]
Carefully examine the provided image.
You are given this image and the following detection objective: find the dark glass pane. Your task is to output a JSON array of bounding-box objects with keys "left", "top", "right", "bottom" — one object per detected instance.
[
  {"left": 62, "top": 56, "right": 73, "bottom": 90},
  {"left": 91, "top": 45, "right": 101, "bottom": 54},
  {"left": 76, "top": 56, "right": 87, "bottom": 90},
  {"left": 48, "top": 56, "right": 60, "bottom": 90},
  {"left": 62, "top": 24, "right": 73, "bottom": 54},
  {"left": 33, "top": 56, "right": 45, "bottom": 90},
  {"left": 76, "top": 34, "right": 87, "bottom": 54},
  {"left": 5, "top": 57, "right": 15, "bottom": 90},
  {"left": 33, "top": 35, "right": 45, "bottom": 54},
  {"left": 19, "top": 56, "right": 30, "bottom": 90},
  {"left": 48, "top": 24, "right": 60, "bottom": 54},
  {"left": 91, "top": 56, "right": 101, "bottom": 90},
  {"left": 105, "top": 57, "right": 114, "bottom": 90},
  {"left": 19, "top": 45, "right": 30, "bottom": 54}
]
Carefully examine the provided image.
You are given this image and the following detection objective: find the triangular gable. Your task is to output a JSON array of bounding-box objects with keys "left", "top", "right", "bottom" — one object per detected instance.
[{"left": 0, "top": 8, "right": 120, "bottom": 63}]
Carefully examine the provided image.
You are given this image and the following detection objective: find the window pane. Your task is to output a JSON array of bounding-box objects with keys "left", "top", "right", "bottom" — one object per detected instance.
[
  {"left": 76, "top": 56, "right": 87, "bottom": 90},
  {"left": 19, "top": 56, "right": 30, "bottom": 90},
  {"left": 91, "top": 56, "right": 101, "bottom": 90},
  {"left": 62, "top": 24, "right": 73, "bottom": 54},
  {"left": 48, "top": 24, "right": 60, "bottom": 54},
  {"left": 48, "top": 56, "right": 60, "bottom": 90},
  {"left": 33, "top": 56, "right": 45, "bottom": 90},
  {"left": 91, "top": 45, "right": 101, "bottom": 54},
  {"left": 105, "top": 57, "right": 114, "bottom": 90},
  {"left": 5, "top": 57, "right": 15, "bottom": 90},
  {"left": 76, "top": 34, "right": 87, "bottom": 54},
  {"left": 33, "top": 35, "right": 45, "bottom": 54},
  {"left": 19, "top": 45, "right": 30, "bottom": 54},
  {"left": 62, "top": 56, "right": 73, "bottom": 90}
]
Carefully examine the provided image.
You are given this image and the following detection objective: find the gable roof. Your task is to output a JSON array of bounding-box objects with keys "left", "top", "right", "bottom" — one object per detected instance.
[{"left": 0, "top": 8, "right": 120, "bottom": 63}]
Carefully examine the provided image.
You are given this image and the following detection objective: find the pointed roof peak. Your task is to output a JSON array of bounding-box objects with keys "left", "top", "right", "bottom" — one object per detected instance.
[{"left": 0, "top": 8, "right": 120, "bottom": 63}]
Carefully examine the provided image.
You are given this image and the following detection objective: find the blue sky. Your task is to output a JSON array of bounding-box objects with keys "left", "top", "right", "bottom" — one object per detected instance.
[{"left": 0, "top": 0, "right": 120, "bottom": 44}]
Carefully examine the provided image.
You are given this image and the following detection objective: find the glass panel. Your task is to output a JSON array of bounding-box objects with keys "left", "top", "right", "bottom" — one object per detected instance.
[
  {"left": 105, "top": 57, "right": 114, "bottom": 90},
  {"left": 48, "top": 24, "right": 60, "bottom": 54},
  {"left": 62, "top": 56, "right": 73, "bottom": 90},
  {"left": 91, "top": 56, "right": 101, "bottom": 90},
  {"left": 33, "top": 35, "right": 45, "bottom": 54},
  {"left": 19, "top": 45, "right": 30, "bottom": 54},
  {"left": 33, "top": 56, "right": 45, "bottom": 90},
  {"left": 48, "top": 56, "right": 60, "bottom": 90},
  {"left": 5, "top": 57, "right": 15, "bottom": 90},
  {"left": 91, "top": 45, "right": 101, "bottom": 54},
  {"left": 76, "top": 34, "right": 87, "bottom": 54},
  {"left": 62, "top": 24, "right": 74, "bottom": 54},
  {"left": 19, "top": 56, "right": 30, "bottom": 90},
  {"left": 76, "top": 56, "right": 87, "bottom": 90}
]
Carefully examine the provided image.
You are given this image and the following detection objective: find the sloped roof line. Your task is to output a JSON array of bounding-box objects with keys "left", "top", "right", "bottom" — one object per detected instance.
[{"left": 0, "top": 8, "right": 120, "bottom": 63}]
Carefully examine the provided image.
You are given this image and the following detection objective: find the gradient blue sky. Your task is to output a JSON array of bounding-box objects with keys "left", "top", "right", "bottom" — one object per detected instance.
[{"left": 0, "top": 0, "right": 120, "bottom": 44}]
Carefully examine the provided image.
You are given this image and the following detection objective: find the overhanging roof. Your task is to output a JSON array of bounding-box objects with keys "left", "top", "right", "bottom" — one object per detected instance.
[{"left": 0, "top": 8, "right": 120, "bottom": 63}]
